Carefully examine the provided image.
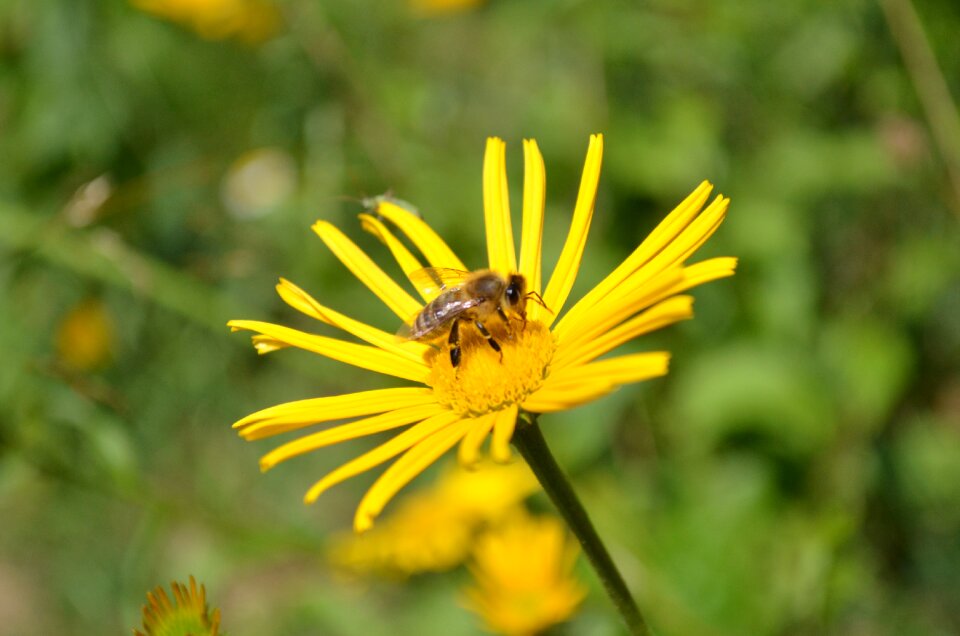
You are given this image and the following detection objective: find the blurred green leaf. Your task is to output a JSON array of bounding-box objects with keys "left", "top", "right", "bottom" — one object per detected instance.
[{"left": 668, "top": 342, "right": 836, "bottom": 458}]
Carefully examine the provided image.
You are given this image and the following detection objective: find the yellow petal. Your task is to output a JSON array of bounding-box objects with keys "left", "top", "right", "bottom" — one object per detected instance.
[
  {"left": 233, "top": 387, "right": 436, "bottom": 440},
  {"left": 354, "top": 417, "right": 474, "bottom": 531},
  {"left": 259, "top": 403, "right": 448, "bottom": 470},
  {"left": 358, "top": 213, "right": 429, "bottom": 298},
  {"left": 558, "top": 197, "right": 730, "bottom": 327},
  {"left": 375, "top": 199, "right": 467, "bottom": 270},
  {"left": 554, "top": 181, "right": 712, "bottom": 333},
  {"left": 275, "top": 278, "right": 430, "bottom": 364},
  {"left": 553, "top": 267, "right": 686, "bottom": 346},
  {"left": 541, "top": 134, "right": 604, "bottom": 325},
  {"left": 600, "top": 256, "right": 736, "bottom": 320},
  {"left": 554, "top": 255, "right": 736, "bottom": 348},
  {"left": 458, "top": 412, "right": 497, "bottom": 467},
  {"left": 547, "top": 351, "right": 671, "bottom": 388},
  {"left": 250, "top": 335, "right": 289, "bottom": 354},
  {"left": 229, "top": 320, "right": 428, "bottom": 383},
  {"left": 519, "top": 139, "right": 546, "bottom": 319},
  {"left": 304, "top": 410, "right": 462, "bottom": 504},
  {"left": 555, "top": 295, "right": 695, "bottom": 368},
  {"left": 601, "top": 257, "right": 736, "bottom": 326},
  {"left": 672, "top": 256, "right": 738, "bottom": 290},
  {"left": 483, "top": 137, "right": 517, "bottom": 273},
  {"left": 490, "top": 405, "right": 519, "bottom": 463},
  {"left": 312, "top": 220, "right": 423, "bottom": 321},
  {"left": 521, "top": 379, "right": 618, "bottom": 413},
  {"left": 524, "top": 352, "right": 670, "bottom": 413},
  {"left": 629, "top": 195, "right": 730, "bottom": 284}
]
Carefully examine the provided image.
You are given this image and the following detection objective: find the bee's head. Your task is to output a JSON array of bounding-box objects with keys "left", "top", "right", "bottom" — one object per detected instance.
[{"left": 504, "top": 274, "right": 526, "bottom": 310}]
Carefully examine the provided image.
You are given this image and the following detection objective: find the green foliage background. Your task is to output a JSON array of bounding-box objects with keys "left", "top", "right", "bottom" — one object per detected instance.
[{"left": 2, "top": 0, "right": 959, "bottom": 633}]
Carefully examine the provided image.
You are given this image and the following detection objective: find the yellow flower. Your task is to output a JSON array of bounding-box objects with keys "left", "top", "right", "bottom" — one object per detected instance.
[
  {"left": 132, "top": 0, "right": 281, "bottom": 43},
  {"left": 329, "top": 460, "right": 538, "bottom": 576},
  {"left": 463, "top": 511, "right": 586, "bottom": 636},
  {"left": 55, "top": 298, "right": 114, "bottom": 371},
  {"left": 230, "top": 134, "right": 735, "bottom": 531},
  {"left": 134, "top": 576, "right": 221, "bottom": 636}
]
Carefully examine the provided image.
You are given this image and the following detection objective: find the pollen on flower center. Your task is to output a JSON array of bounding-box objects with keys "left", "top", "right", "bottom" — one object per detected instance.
[{"left": 426, "top": 320, "right": 555, "bottom": 416}]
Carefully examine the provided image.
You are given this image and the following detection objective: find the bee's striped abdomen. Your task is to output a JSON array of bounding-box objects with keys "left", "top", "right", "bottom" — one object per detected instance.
[{"left": 412, "top": 290, "right": 457, "bottom": 339}]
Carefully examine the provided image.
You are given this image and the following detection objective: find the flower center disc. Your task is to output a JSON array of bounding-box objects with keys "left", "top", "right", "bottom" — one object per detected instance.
[{"left": 426, "top": 320, "right": 555, "bottom": 416}]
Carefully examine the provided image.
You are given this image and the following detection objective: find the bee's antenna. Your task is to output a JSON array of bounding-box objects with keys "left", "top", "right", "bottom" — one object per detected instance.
[
  {"left": 335, "top": 194, "right": 366, "bottom": 206},
  {"left": 525, "top": 291, "right": 552, "bottom": 314}
]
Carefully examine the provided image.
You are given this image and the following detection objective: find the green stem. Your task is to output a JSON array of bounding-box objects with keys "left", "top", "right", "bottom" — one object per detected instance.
[{"left": 512, "top": 415, "right": 649, "bottom": 635}]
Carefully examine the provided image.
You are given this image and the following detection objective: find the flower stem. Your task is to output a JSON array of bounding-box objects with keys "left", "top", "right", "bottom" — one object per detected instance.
[{"left": 512, "top": 415, "right": 649, "bottom": 635}]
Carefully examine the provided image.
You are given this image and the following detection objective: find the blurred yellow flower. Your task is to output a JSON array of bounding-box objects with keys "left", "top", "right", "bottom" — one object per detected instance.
[
  {"left": 230, "top": 134, "right": 735, "bottom": 531},
  {"left": 410, "top": 0, "right": 485, "bottom": 17},
  {"left": 55, "top": 298, "right": 114, "bottom": 371},
  {"left": 134, "top": 576, "right": 221, "bottom": 636},
  {"left": 132, "top": 0, "right": 282, "bottom": 43},
  {"left": 329, "top": 460, "right": 538, "bottom": 575},
  {"left": 463, "top": 511, "right": 586, "bottom": 636}
]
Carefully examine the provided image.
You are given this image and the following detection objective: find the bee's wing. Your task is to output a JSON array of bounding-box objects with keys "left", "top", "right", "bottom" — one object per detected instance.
[
  {"left": 408, "top": 267, "right": 472, "bottom": 299},
  {"left": 401, "top": 296, "right": 485, "bottom": 341}
]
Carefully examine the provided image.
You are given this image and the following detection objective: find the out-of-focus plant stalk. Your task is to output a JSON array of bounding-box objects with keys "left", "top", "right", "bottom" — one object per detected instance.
[{"left": 879, "top": 0, "right": 960, "bottom": 217}]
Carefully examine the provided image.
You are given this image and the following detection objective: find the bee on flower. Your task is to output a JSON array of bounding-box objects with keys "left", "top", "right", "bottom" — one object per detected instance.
[
  {"left": 400, "top": 267, "right": 548, "bottom": 368},
  {"left": 229, "top": 134, "right": 736, "bottom": 532}
]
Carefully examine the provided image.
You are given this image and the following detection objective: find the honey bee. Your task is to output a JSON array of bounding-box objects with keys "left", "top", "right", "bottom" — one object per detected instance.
[{"left": 401, "top": 268, "right": 546, "bottom": 368}]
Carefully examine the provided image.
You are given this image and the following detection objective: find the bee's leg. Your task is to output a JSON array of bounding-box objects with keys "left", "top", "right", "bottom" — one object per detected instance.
[
  {"left": 496, "top": 306, "right": 515, "bottom": 335},
  {"left": 498, "top": 305, "right": 526, "bottom": 333},
  {"left": 474, "top": 320, "right": 503, "bottom": 362},
  {"left": 449, "top": 319, "right": 462, "bottom": 368}
]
